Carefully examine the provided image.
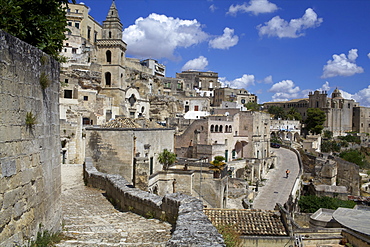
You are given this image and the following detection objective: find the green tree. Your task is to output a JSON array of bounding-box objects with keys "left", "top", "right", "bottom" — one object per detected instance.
[
  {"left": 298, "top": 195, "right": 356, "bottom": 213},
  {"left": 158, "top": 149, "right": 176, "bottom": 170},
  {"left": 339, "top": 149, "right": 365, "bottom": 168},
  {"left": 0, "top": 0, "right": 75, "bottom": 61},
  {"left": 286, "top": 107, "right": 302, "bottom": 121},
  {"left": 305, "top": 108, "right": 326, "bottom": 135},
  {"left": 268, "top": 106, "right": 286, "bottom": 120},
  {"left": 209, "top": 156, "right": 226, "bottom": 177},
  {"left": 244, "top": 102, "right": 260, "bottom": 111},
  {"left": 323, "top": 130, "right": 333, "bottom": 140}
]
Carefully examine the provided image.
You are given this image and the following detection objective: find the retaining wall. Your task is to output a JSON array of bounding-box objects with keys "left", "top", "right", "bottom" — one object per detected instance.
[
  {"left": 84, "top": 157, "right": 225, "bottom": 246},
  {"left": 0, "top": 30, "right": 61, "bottom": 246}
]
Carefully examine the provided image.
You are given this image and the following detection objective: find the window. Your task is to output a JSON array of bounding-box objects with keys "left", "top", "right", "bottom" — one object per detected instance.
[
  {"left": 83, "top": 118, "right": 90, "bottom": 125},
  {"left": 64, "top": 90, "right": 72, "bottom": 99},
  {"left": 66, "top": 43, "right": 69, "bottom": 46},
  {"left": 106, "top": 50, "right": 111, "bottom": 63},
  {"left": 72, "top": 48, "right": 77, "bottom": 54},
  {"left": 64, "top": 79, "right": 68, "bottom": 84},
  {"left": 68, "top": 22, "right": 72, "bottom": 26},
  {"left": 94, "top": 31, "right": 98, "bottom": 42},
  {"left": 87, "top": 27, "right": 91, "bottom": 40},
  {"left": 64, "top": 48, "right": 67, "bottom": 52},
  {"left": 194, "top": 105, "right": 199, "bottom": 111},
  {"left": 109, "top": 31, "right": 112, "bottom": 38},
  {"left": 105, "top": 72, "right": 111, "bottom": 86},
  {"left": 75, "top": 22, "right": 79, "bottom": 29},
  {"left": 75, "top": 9, "right": 79, "bottom": 13},
  {"left": 83, "top": 96, "right": 88, "bottom": 101},
  {"left": 67, "top": 8, "right": 70, "bottom": 13},
  {"left": 210, "top": 125, "right": 214, "bottom": 132},
  {"left": 219, "top": 125, "right": 223, "bottom": 132}
]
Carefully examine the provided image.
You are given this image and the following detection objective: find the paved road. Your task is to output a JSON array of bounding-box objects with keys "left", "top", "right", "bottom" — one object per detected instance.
[
  {"left": 252, "top": 148, "right": 300, "bottom": 210},
  {"left": 57, "top": 164, "right": 172, "bottom": 247}
]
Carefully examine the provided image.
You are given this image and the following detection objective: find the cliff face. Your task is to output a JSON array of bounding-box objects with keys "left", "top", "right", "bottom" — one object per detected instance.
[{"left": 0, "top": 30, "right": 61, "bottom": 246}]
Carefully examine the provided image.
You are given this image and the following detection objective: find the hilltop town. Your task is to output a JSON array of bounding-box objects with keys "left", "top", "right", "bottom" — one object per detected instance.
[{"left": 1, "top": 1, "right": 370, "bottom": 246}]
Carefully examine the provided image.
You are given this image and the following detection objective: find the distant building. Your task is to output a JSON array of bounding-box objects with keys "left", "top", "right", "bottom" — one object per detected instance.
[
  {"left": 263, "top": 89, "right": 370, "bottom": 136},
  {"left": 213, "top": 87, "right": 257, "bottom": 107},
  {"left": 176, "top": 71, "right": 220, "bottom": 97}
]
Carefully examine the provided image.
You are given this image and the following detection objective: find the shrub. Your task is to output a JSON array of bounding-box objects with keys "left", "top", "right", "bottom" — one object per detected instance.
[{"left": 299, "top": 195, "right": 356, "bottom": 213}]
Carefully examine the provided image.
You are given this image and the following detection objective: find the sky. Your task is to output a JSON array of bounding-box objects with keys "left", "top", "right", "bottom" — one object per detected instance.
[{"left": 79, "top": 0, "right": 370, "bottom": 106}]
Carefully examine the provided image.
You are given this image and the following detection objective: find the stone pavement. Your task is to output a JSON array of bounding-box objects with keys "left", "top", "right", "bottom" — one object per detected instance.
[
  {"left": 252, "top": 148, "right": 300, "bottom": 210},
  {"left": 57, "top": 164, "right": 172, "bottom": 246}
]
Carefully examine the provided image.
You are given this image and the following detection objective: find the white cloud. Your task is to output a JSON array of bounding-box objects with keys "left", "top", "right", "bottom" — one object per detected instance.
[
  {"left": 321, "top": 49, "right": 364, "bottom": 78},
  {"left": 317, "top": 81, "right": 331, "bottom": 92},
  {"left": 268, "top": 80, "right": 301, "bottom": 101},
  {"left": 263, "top": 75, "right": 273, "bottom": 84},
  {"left": 122, "top": 13, "right": 208, "bottom": 59},
  {"left": 257, "top": 8, "right": 323, "bottom": 38},
  {"left": 227, "top": 0, "right": 278, "bottom": 16},
  {"left": 367, "top": 53, "right": 370, "bottom": 59},
  {"left": 353, "top": 86, "right": 370, "bottom": 107},
  {"left": 182, "top": 56, "right": 209, "bottom": 71},
  {"left": 209, "top": 4, "right": 217, "bottom": 12},
  {"left": 220, "top": 74, "right": 255, "bottom": 89},
  {"left": 341, "top": 86, "right": 370, "bottom": 107},
  {"left": 209, "top": 28, "right": 239, "bottom": 49}
]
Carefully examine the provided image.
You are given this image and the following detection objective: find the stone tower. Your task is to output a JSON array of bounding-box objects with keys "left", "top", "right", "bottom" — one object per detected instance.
[{"left": 96, "top": 0, "right": 127, "bottom": 89}]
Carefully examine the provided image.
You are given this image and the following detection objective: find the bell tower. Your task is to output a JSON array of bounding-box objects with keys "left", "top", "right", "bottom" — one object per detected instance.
[{"left": 96, "top": 0, "right": 127, "bottom": 89}]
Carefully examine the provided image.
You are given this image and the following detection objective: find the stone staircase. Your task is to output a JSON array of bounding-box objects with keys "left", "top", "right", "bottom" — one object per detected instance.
[{"left": 57, "top": 164, "right": 172, "bottom": 246}]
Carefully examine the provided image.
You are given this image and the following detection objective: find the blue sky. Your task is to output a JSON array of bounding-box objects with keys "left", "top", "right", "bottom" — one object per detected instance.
[{"left": 79, "top": 0, "right": 370, "bottom": 106}]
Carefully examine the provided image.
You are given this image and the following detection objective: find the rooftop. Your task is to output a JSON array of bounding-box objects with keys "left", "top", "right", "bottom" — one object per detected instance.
[
  {"left": 102, "top": 117, "right": 164, "bottom": 129},
  {"left": 204, "top": 208, "right": 287, "bottom": 236}
]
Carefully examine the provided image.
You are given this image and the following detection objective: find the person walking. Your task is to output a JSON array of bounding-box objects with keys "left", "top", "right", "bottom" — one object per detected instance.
[{"left": 285, "top": 169, "right": 290, "bottom": 178}]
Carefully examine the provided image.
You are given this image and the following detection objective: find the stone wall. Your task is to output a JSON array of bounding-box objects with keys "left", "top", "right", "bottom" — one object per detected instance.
[
  {"left": 83, "top": 157, "right": 225, "bottom": 246},
  {"left": 0, "top": 30, "right": 61, "bottom": 246},
  {"left": 334, "top": 157, "right": 360, "bottom": 196}
]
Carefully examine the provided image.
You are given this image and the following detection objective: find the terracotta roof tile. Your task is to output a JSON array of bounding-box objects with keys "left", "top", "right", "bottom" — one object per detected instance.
[{"left": 204, "top": 208, "right": 287, "bottom": 236}]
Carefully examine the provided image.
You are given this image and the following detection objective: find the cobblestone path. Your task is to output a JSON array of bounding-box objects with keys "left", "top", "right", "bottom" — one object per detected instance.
[{"left": 57, "top": 164, "right": 172, "bottom": 246}]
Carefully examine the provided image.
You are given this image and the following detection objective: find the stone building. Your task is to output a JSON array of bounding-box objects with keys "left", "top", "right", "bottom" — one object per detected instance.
[
  {"left": 263, "top": 98, "right": 309, "bottom": 120},
  {"left": 309, "top": 89, "right": 358, "bottom": 136},
  {"left": 353, "top": 106, "right": 370, "bottom": 134},
  {"left": 85, "top": 117, "right": 175, "bottom": 190},
  {"left": 59, "top": 2, "right": 165, "bottom": 163},
  {"left": 175, "top": 108, "right": 276, "bottom": 182},
  {"left": 213, "top": 87, "right": 257, "bottom": 107},
  {"left": 264, "top": 89, "right": 370, "bottom": 136},
  {"left": 176, "top": 70, "right": 220, "bottom": 97}
]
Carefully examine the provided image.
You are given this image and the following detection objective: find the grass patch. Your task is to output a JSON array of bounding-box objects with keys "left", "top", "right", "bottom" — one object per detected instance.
[
  {"left": 216, "top": 224, "right": 241, "bottom": 247},
  {"left": 28, "top": 229, "right": 63, "bottom": 247},
  {"left": 25, "top": 111, "right": 37, "bottom": 130},
  {"left": 39, "top": 72, "right": 50, "bottom": 90}
]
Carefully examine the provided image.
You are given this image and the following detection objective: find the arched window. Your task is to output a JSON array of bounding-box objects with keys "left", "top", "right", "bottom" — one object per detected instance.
[
  {"left": 229, "top": 125, "right": 232, "bottom": 133},
  {"left": 225, "top": 126, "right": 228, "bottom": 133},
  {"left": 215, "top": 125, "right": 219, "bottom": 132},
  {"left": 219, "top": 125, "right": 223, "bottom": 133},
  {"left": 109, "top": 31, "right": 112, "bottom": 38},
  {"left": 106, "top": 50, "right": 111, "bottom": 63},
  {"left": 105, "top": 72, "right": 111, "bottom": 86},
  {"left": 210, "top": 125, "right": 214, "bottom": 132}
]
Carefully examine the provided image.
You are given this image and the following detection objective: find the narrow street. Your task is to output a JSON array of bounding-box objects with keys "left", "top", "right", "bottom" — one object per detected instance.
[
  {"left": 252, "top": 147, "right": 300, "bottom": 210},
  {"left": 57, "top": 164, "right": 172, "bottom": 247}
]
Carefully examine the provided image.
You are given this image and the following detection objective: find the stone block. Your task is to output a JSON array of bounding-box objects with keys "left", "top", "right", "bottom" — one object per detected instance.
[{"left": 1, "top": 158, "right": 16, "bottom": 177}]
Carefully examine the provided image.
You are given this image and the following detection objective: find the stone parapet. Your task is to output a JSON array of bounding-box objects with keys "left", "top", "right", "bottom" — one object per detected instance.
[{"left": 84, "top": 157, "right": 225, "bottom": 246}]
